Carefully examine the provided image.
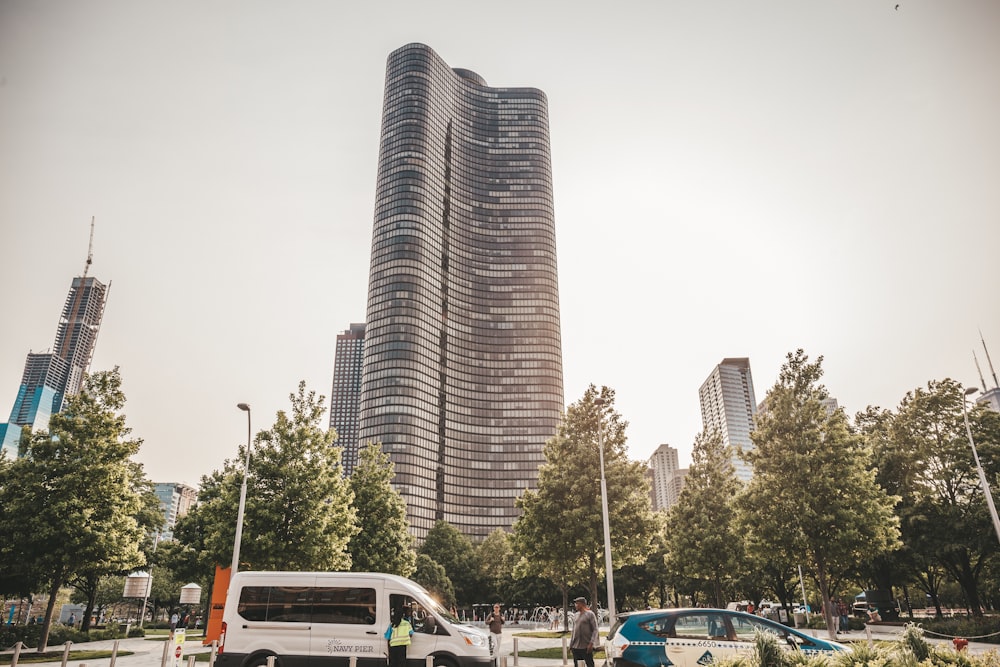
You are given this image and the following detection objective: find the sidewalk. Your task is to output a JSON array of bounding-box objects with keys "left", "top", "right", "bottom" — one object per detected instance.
[{"left": 3, "top": 623, "right": 995, "bottom": 667}]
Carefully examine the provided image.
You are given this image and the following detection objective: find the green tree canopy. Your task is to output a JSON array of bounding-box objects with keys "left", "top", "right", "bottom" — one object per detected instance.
[
  {"left": 412, "top": 553, "right": 456, "bottom": 608},
  {"left": 177, "top": 382, "right": 357, "bottom": 574},
  {"left": 513, "top": 385, "right": 655, "bottom": 614},
  {"left": 884, "top": 379, "right": 998, "bottom": 616},
  {"left": 0, "top": 368, "right": 154, "bottom": 651},
  {"left": 665, "top": 430, "right": 744, "bottom": 607},
  {"left": 348, "top": 441, "right": 416, "bottom": 576},
  {"left": 419, "top": 520, "right": 480, "bottom": 606},
  {"left": 740, "top": 350, "right": 900, "bottom": 639},
  {"left": 477, "top": 528, "right": 514, "bottom": 604}
]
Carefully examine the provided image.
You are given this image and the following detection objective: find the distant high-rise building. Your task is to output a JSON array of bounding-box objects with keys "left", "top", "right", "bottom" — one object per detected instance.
[
  {"left": 153, "top": 482, "right": 198, "bottom": 540},
  {"left": 699, "top": 358, "right": 757, "bottom": 482},
  {"left": 1, "top": 231, "right": 109, "bottom": 457},
  {"left": 329, "top": 323, "right": 366, "bottom": 474},
  {"left": 359, "top": 43, "right": 564, "bottom": 541},
  {"left": 649, "top": 444, "right": 685, "bottom": 510}
]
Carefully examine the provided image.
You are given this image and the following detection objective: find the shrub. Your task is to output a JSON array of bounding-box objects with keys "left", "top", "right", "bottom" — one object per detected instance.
[
  {"left": 832, "top": 641, "right": 890, "bottom": 667},
  {"left": 898, "top": 623, "right": 931, "bottom": 662},
  {"left": 753, "top": 630, "right": 791, "bottom": 667}
]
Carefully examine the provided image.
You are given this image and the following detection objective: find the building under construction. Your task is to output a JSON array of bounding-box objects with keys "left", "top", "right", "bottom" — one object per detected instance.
[{"left": 0, "top": 218, "right": 109, "bottom": 457}]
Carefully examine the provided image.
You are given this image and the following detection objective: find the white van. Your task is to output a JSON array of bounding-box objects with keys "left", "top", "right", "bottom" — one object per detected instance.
[{"left": 217, "top": 572, "right": 491, "bottom": 667}]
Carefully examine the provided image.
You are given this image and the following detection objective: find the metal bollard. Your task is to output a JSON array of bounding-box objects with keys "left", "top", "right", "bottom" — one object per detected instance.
[
  {"left": 11, "top": 641, "right": 23, "bottom": 667},
  {"left": 350, "top": 657, "right": 358, "bottom": 667},
  {"left": 209, "top": 640, "right": 218, "bottom": 667},
  {"left": 61, "top": 642, "right": 73, "bottom": 667},
  {"left": 110, "top": 639, "right": 120, "bottom": 667},
  {"left": 188, "top": 656, "right": 197, "bottom": 667},
  {"left": 426, "top": 656, "right": 435, "bottom": 667},
  {"left": 561, "top": 637, "right": 568, "bottom": 666},
  {"left": 161, "top": 637, "right": 171, "bottom": 667},
  {"left": 865, "top": 625, "right": 873, "bottom": 647},
  {"left": 267, "top": 657, "right": 276, "bottom": 667},
  {"left": 500, "top": 657, "right": 507, "bottom": 667},
  {"left": 512, "top": 638, "right": 518, "bottom": 667}
]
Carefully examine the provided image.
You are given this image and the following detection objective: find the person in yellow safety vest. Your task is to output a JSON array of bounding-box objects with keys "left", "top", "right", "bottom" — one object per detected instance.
[{"left": 384, "top": 606, "right": 413, "bottom": 667}]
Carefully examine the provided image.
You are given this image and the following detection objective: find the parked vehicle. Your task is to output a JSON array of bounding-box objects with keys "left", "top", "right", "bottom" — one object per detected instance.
[
  {"left": 606, "top": 608, "right": 848, "bottom": 667},
  {"left": 217, "top": 571, "right": 491, "bottom": 667}
]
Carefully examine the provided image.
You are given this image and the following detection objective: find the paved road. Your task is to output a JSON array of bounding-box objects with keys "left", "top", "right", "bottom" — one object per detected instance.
[{"left": 2, "top": 623, "right": 996, "bottom": 667}]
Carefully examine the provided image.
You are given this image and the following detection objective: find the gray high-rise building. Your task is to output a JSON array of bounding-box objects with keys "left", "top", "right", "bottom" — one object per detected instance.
[
  {"left": 329, "top": 323, "right": 366, "bottom": 475},
  {"left": 648, "top": 443, "right": 689, "bottom": 511},
  {"left": 359, "top": 44, "right": 564, "bottom": 541},
  {"left": 699, "top": 358, "right": 757, "bottom": 482},
  {"left": 1, "top": 266, "right": 109, "bottom": 457}
]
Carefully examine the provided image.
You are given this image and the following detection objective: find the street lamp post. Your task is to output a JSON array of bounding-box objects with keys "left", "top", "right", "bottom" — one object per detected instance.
[
  {"left": 961, "top": 388, "right": 1000, "bottom": 545},
  {"left": 594, "top": 397, "right": 616, "bottom": 625},
  {"left": 232, "top": 403, "right": 252, "bottom": 574}
]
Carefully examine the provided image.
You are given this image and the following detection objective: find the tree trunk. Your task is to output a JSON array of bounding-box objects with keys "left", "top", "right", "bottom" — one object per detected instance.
[
  {"left": 38, "top": 577, "right": 63, "bottom": 653},
  {"left": 82, "top": 584, "right": 97, "bottom": 632},
  {"left": 561, "top": 580, "right": 570, "bottom": 633},
  {"left": 815, "top": 561, "right": 836, "bottom": 641}
]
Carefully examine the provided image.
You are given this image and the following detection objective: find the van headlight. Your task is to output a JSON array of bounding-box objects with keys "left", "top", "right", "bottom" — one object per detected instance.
[{"left": 459, "top": 629, "right": 487, "bottom": 647}]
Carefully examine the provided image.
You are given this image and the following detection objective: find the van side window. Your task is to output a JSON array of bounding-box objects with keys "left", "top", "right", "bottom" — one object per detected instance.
[
  {"left": 237, "top": 586, "right": 377, "bottom": 624},
  {"left": 238, "top": 587, "right": 312, "bottom": 623},
  {"left": 313, "top": 588, "right": 377, "bottom": 625}
]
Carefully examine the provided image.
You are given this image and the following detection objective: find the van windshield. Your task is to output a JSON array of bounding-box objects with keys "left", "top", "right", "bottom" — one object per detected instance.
[{"left": 407, "top": 585, "right": 459, "bottom": 623}]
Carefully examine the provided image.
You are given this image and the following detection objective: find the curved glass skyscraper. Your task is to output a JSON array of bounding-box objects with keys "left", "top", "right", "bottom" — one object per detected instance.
[{"left": 359, "top": 43, "right": 564, "bottom": 540}]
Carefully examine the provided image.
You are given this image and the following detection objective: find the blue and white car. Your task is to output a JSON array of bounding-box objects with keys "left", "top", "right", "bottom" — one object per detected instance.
[{"left": 606, "top": 608, "right": 848, "bottom": 667}]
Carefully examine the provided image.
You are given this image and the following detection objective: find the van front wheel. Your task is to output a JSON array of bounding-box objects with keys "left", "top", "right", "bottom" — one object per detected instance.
[{"left": 432, "top": 657, "right": 457, "bottom": 667}]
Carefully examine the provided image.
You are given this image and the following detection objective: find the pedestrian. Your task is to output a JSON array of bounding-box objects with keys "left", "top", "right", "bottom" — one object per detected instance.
[
  {"left": 385, "top": 606, "right": 413, "bottom": 667},
  {"left": 486, "top": 603, "right": 504, "bottom": 665},
  {"left": 170, "top": 612, "right": 179, "bottom": 632},
  {"left": 837, "top": 599, "right": 849, "bottom": 633},
  {"left": 570, "top": 597, "right": 599, "bottom": 667},
  {"left": 68, "top": 612, "right": 76, "bottom": 627}
]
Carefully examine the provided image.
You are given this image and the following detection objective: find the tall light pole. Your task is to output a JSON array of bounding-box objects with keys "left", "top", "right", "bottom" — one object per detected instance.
[
  {"left": 961, "top": 387, "right": 1000, "bottom": 545},
  {"left": 594, "top": 397, "right": 616, "bottom": 625},
  {"left": 232, "top": 403, "right": 252, "bottom": 574}
]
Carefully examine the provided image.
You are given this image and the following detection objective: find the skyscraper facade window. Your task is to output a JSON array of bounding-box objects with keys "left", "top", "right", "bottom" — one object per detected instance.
[
  {"left": 359, "top": 44, "right": 564, "bottom": 541},
  {"left": 329, "top": 323, "right": 366, "bottom": 475},
  {"left": 1, "top": 273, "right": 109, "bottom": 457},
  {"left": 698, "top": 358, "right": 757, "bottom": 482}
]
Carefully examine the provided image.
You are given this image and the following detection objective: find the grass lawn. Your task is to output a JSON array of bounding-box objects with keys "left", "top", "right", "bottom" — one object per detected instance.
[{"left": 0, "top": 650, "right": 134, "bottom": 665}]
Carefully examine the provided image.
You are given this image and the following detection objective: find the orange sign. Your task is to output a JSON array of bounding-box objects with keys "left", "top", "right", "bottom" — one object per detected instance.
[{"left": 203, "top": 565, "right": 231, "bottom": 645}]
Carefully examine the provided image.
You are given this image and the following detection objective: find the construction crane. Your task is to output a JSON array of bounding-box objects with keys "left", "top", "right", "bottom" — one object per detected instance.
[{"left": 82, "top": 216, "right": 94, "bottom": 278}]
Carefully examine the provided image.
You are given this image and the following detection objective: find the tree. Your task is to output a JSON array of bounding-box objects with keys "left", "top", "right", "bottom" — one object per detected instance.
[
  {"left": 177, "top": 382, "right": 357, "bottom": 574},
  {"left": 740, "top": 351, "right": 900, "bottom": 639},
  {"left": 664, "top": 430, "right": 744, "bottom": 607},
  {"left": 513, "top": 386, "right": 655, "bottom": 617},
  {"left": 348, "top": 441, "right": 416, "bottom": 576},
  {"left": 71, "top": 469, "right": 163, "bottom": 631},
  {"left": 413, "top": 554, "right": 456, "bottom": 608},
  {"left": 0, "top": 368, "right": 153, "bottom": 651},
  {"left": 419, "top": 520, "right": 480, "bottom": 606},
  {"left": 477, "top": 528, "right": 514, "bottom": 603},
  {"left": 888, "top": 380, "right": 999, "bottom": 616}
]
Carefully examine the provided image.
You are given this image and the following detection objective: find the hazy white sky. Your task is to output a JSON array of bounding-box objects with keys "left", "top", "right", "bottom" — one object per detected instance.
[{"left": 1, "top": 0, "right": 998, "bottom": 487}]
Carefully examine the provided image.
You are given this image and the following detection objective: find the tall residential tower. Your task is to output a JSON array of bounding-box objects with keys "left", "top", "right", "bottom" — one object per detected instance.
[
  {"left": 359, "top": 44, "right": 564, "bottom": 541},
  {"left": 698, "top": 358, "right": 757, "bottom": 482}
]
